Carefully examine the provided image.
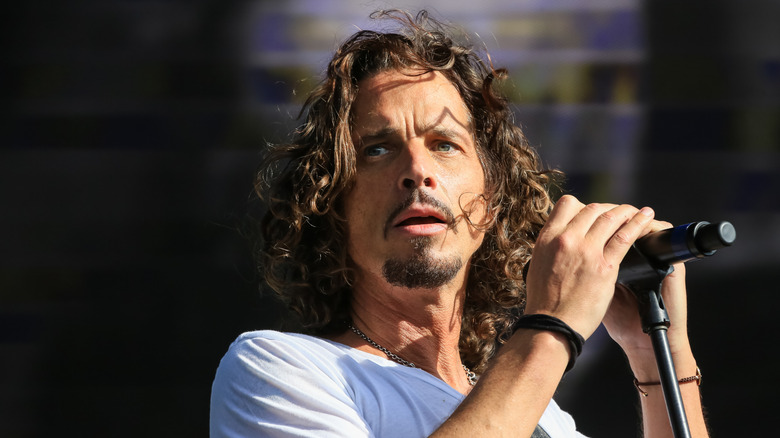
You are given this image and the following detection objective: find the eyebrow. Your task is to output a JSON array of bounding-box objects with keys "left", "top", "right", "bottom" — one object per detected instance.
[
  {"left": 430, "top": 125, "right": 471, "bottom": 143},
  {"left": 357, "top": 126, "right": 397, "bottom": 145},
  {"left": 357, "top": 123, "right": 473, "bottom": 145}
]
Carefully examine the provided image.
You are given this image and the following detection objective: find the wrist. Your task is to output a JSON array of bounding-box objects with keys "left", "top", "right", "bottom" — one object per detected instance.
[
  {"left": 512, "top": 314, "right": 585, "bottom": 373},
  {"left": 633, "top": 366, "right": 702, "bottom": 397},
  {"left": 628, "top": 349, "right": 697, "bottom": 382},
  {"left": 505, "top": 325, "right": 571, "bottom": 373}
]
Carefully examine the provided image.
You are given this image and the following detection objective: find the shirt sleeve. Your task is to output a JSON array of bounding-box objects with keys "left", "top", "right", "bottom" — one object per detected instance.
[
  {"left": 539, "top": 399, "right": 589, "bottom": 438},
  {"left": 209, "top": 334, "right": 373, "bottom": 438}
]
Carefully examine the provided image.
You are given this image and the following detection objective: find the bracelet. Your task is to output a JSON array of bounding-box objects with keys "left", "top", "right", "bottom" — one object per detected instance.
[
  {"left": 512, "top": 314, "right": 585, "bottom": 373},
  {"left": 633, "top": 367, "right": 702, "bottom": 397}
]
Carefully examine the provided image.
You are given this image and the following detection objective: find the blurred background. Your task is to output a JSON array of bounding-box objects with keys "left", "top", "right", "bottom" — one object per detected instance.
[{"left": 2, "top": 0, "right": 778, "bottom": 436}]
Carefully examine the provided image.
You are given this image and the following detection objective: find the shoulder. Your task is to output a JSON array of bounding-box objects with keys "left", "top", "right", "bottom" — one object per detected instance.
[
  {"left": 216, "top": 330, "right": 352, "bottom": 380},
  {"left": 227, "top": 330, "right": 341, "bottom": 356},
  {"left": 210, "top": 330, "right": 374, "bottom": 437}
]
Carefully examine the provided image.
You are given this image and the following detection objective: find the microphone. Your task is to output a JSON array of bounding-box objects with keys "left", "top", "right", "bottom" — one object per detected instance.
[
  {"left": 617, "top": 221, "right": 736, "bottom": 284},
  {"left": 521, "top": 221, "right": 737, "bottom": 285}
]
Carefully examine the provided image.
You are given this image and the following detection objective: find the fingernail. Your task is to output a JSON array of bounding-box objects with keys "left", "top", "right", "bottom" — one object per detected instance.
[{"left": 640, "top": 207, "right": 654, "bottom": 217}]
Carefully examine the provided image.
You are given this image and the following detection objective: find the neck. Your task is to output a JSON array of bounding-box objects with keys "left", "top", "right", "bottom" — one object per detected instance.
[{"left": 335, "top": 272, "right": 472, "bottom": 393}]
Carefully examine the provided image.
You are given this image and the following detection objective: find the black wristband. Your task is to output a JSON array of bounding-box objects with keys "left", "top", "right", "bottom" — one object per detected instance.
[{"left": 512, "top": 314, "right": 585, "bottom": 373}]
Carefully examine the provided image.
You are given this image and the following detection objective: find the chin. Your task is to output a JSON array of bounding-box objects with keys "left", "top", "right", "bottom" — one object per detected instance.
[{"left": 381, "top": 252, "right": 463, "bottom": 289}]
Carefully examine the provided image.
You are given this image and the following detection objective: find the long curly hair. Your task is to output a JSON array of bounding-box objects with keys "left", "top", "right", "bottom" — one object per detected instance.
[{"left": 255, "top": 10, "right": 558, "bottom": 373}]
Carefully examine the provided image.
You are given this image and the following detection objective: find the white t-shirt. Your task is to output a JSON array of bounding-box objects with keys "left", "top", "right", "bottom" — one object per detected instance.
[{"left": 210, "top": 330, "right": 586, "bottom": 437}]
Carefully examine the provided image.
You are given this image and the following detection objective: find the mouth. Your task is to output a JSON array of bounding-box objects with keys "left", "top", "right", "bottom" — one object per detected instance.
[
  {"left": 396, "top": 215, "right": 447, "bottom": 227},
  {"left": 388, "top": 206, "right": 452, "bottom": 238},
  {"left": 392, "top": 206, "right": 449, "bottom": 228},
  {"left": 383, "top": 190, "right": 457, "bottom": 238}
]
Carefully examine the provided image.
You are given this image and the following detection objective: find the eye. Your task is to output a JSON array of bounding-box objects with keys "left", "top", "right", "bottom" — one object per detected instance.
[
  {"left": 435, "top": 142, "right": 456, "bottom": 152},
  {"left": 364, "top": 144, "right": 390, "bottom": 157}
]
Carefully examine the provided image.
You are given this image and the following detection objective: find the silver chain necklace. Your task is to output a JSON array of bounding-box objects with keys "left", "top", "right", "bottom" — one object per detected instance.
[{"left": 347, "top": 322, "right": 477, "bottom": 386}]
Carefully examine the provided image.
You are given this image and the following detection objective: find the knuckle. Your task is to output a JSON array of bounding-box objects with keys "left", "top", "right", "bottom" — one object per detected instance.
[
  {"left": 553, "top": 231, "right": 579, "bottom": 253},
  {"left": 558, "top": 194, "right": 575, "bottom": 203},
  {"left": 558, "top": 194, "right": 583, "bottom": 208},
  {"left": 612, "top": 230, "right": 633, "bottom": 246},
  {"left": 582, "top": 203, "right": 603, "bottom": 216},
  {"left": 600, "top": 210, "right": 617, "bottom": 222}
]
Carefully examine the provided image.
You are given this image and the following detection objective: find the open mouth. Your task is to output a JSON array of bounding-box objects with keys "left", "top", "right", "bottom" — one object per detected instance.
[
  {"left": 396, "top": 216, "right": 446, "bottom": 227},
  {"left": 383, "top": 195, "right": 455, "bottom": 238}
]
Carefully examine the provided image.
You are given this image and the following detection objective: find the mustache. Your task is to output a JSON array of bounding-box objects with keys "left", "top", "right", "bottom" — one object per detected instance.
[{"left": 384, "top": 189, "right": 457, "bottom": 236}]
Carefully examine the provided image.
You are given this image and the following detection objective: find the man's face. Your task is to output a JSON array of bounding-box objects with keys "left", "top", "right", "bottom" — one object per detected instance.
[{"left": 342, "top": 69, "right": 487, "bottom": 290}]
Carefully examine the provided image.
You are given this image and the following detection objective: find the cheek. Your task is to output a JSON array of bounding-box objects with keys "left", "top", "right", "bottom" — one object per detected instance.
[
  {"left": 342, "top": 186, "right": 374, "bottom": 237},
  {"left": 453, "top": 166, "right": 487, "bottom": 210},
  {"left": 342, "top": 204, "right": 365, "bottom": 261}
]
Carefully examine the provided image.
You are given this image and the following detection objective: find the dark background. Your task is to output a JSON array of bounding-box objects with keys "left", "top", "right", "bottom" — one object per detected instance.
[{"left": 3, "top": 1, "right": 778, "bottom": 436}]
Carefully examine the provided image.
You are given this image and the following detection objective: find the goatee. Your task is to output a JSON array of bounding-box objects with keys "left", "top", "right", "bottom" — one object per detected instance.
[{"left": 382, "top": 237, "right": 462, "bottom": 288}]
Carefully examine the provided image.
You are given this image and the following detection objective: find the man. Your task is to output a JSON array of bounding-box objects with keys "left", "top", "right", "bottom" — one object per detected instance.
[{"left": 210, "top": 10, "right": 708, "bottom": 437}]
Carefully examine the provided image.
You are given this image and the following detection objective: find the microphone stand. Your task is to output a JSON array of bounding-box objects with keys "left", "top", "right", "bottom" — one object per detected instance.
[{"left": 618, "top": 246, "right": 691, "bottom": 438}]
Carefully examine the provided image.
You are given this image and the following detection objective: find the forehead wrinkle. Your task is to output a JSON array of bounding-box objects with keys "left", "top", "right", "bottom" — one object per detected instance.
[
  {"left": 352, "top": 71, "right": 474, "bottom": 144},
  {"left": 414, "top": 81, "right": 474, "bottom": 138},
  {"left": 418, "top": 107, "right": 474, "bottom": 144}
]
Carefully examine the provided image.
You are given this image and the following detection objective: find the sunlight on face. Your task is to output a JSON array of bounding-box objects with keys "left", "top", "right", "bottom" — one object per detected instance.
[{"left": 341, "top": 69, "right": 487, "bottom": 291}]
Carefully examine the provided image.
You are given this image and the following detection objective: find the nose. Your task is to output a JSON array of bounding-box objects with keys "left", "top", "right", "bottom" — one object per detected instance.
[{"left": 398, "top": 144, "right": 437, "bottom": 191}]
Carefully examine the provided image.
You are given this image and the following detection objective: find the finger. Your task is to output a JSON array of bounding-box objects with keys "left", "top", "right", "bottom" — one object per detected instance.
[
  {"left": 643, "top": 219, "right": 673, "bottom": 236},
  {"left": 581, "top": 203, "right": 639, "bottom": 244},
  {"left": 602, "top": 206, "right": 655, "bottom": 263},
  {"left": 541, "top": 195, "right": 587, "bottom": 236}
]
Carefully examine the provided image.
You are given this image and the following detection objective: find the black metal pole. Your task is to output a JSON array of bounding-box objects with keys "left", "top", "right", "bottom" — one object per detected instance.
[{"left": 641, "top": 287, "right": 691, "bottom": 438}]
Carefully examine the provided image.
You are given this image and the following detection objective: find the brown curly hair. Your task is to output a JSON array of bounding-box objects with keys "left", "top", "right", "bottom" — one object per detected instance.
[{"left": 255, "top": 10, "right": 558, "bottom": 373}]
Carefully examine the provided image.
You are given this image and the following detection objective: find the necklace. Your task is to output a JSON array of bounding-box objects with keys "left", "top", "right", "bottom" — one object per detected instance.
[{"left": 347, "top": 322, "right": 477, "bottom": 386}]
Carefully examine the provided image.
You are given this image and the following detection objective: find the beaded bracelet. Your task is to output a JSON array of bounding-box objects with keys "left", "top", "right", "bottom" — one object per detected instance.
[{"left": 512, "top": 314, "right": 585, "bottom": 372}]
